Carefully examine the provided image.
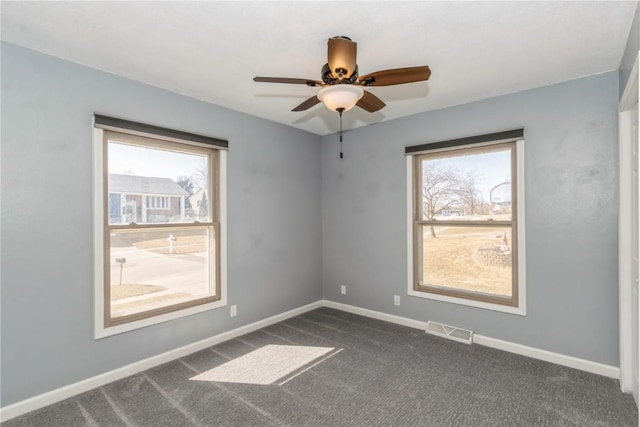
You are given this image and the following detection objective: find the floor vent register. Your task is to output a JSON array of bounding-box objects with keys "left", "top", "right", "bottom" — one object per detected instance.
[{"left": 426, "top": 321, "right": 473, "bottom": 344}]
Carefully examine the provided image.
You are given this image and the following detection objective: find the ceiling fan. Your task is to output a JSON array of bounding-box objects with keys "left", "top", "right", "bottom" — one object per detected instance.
[
  {"left": 253, "top": 36, "right": 431, "bottom": 114},
  {"left": 254, "top": 36, "right": 431, "bottom": 158}
]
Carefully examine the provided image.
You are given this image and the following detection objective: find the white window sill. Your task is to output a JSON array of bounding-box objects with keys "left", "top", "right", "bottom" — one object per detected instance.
[
  {"left": 94, "top": 298, "right": 227, "bottom": 339},
  {"left": 407, "top": 288, "right": 526, "bottom": 316}
]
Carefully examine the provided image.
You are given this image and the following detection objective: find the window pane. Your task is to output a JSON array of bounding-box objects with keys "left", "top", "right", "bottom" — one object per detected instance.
[
  {"left": 419, "top": 225, "right": 512, "bottom": 297},
  {"left": 107, "top": 140, "right": 210, "bottom": 224},
  {"left": 109, "top": 226, "right": 215, "bottom": 318},
  {"left": 419, "top": 148, "right": 512, "bottom": 221}
]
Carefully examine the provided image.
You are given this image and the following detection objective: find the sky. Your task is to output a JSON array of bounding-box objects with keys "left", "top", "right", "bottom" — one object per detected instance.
[
  {"left": 425, "top": 148, "right": 511, "bottom": 201},
  {"left": 108, "top": 141, "right": 206, "bottom": 181}
]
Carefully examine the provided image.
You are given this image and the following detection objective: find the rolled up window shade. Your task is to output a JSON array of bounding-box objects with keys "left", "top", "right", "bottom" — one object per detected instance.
[
  {"left": 94, "top": 114, "right": 228, "bottom": 149},
  {"left": 405, "top": 129, "right": 523, "bottom": 155}
]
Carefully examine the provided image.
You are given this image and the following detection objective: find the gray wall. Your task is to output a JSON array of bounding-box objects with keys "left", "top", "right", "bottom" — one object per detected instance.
[
  {"left": 620, "top": 1, "right": 639, "bottom": 97},
  {"left": 0, "top": 43, "right": 323, "bottom": 406},
  {"left": 0, "top": 40, "right": 623, "bottom": 407},
  {"left": 322, "top": 72, "right": 620, "bottom": 366}
]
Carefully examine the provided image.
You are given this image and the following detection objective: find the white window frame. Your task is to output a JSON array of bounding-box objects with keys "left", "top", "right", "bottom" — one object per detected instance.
[
  {"left": 93, "top": 125, "right": 228, "bottom": 339},
  {"left": 406, "top": 138, "right": 526, "bottom": 316}
]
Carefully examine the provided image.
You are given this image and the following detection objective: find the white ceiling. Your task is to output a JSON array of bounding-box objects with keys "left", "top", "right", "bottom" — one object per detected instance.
[{"left": 1, "top": 1, "right": 636, "bottom": 135}]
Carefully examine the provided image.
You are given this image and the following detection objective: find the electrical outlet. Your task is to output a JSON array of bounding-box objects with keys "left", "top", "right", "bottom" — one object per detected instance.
[
  {"left": 341, "top": 285, "right": 346, "bottom": 295},
  {"left": 394, "top": 295, "right": 400, "bottom": 306},
  {"left": 230, "top": 305, "right": 237, "bottom": 317}
]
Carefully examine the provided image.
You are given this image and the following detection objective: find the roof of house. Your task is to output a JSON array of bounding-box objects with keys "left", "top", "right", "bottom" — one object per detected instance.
[{"left": 109, "top": 174, "right": 188, "bottom": 196}]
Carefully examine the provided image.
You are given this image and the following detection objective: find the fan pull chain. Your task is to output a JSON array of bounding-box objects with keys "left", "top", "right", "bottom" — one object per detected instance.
[{"left": 337, "top": 108, "right": 344, "bottom": 159}]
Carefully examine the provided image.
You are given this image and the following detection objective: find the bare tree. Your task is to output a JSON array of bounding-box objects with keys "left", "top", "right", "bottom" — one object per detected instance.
[
  {"left": 457, "top": 173, "right": 483, "bottom": 215},
  {"left": 191, "top": 158, "right": 208, "bottom": 190},
  {"left": 421, "top": 162, "right": 482, "bottom": 237},
  {"left": 421, "top": 163, "right": 462, "bottom": 237},
  {"left": 478, "top": 200, "right": 493, "bottom": 215},
  {"left": 176, "top": 176, "right": 195, "bottom": 195},
  {"left": 176, "top": 176, "right": 195, "bottom": 209}
]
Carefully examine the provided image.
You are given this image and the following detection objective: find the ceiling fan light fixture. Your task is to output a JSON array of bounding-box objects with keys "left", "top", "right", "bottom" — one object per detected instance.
[{"left": 317, "top": 85, "right": 364, "bottom": 112}]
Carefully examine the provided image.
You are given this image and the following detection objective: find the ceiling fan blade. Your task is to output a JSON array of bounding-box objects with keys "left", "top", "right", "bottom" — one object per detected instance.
[
  {"left": 292, "top": 95, "right": 321, "bottom": 112},
  {"left": 327, "top": 37, "right": 357, "bottom": 81},
  {"left": 358, "top": 66, "right": 431, "bottom": 86},
  {"left": 254, "top": 77, "right": 321, "bottom": 86},
  {"left": 357, "top": 90, "right": 386, "bottom": 113}
]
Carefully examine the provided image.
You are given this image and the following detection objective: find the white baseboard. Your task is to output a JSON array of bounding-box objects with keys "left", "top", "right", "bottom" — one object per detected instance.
[
  {"left": 473, "top": 334, "right": 620, "bottom": 379},
  {"left": 0, "top": 301, "right": 322, "bottom": 422},
  {"left": 322, "top": 300, "right": 620, "bottom": 379},
  {"left": 322, "top": 300, "right": 427, "bottom": 330},
  {"left": 1, "top": 299, "right": 621, "bottom": 421}
]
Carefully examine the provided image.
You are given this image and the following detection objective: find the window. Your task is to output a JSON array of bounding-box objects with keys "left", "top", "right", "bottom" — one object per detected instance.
[
  {"left": 93, "top": 115, "right": 227, "bottom": 337},
  {"left": 406, "top": 130, "right": 526, "bottom": 315},
  {"left": 146, "top": 196, "right": 169, "bottom": 210}
]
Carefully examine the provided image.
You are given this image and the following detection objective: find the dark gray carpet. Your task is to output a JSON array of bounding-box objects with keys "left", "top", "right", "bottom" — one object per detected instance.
[{"left": 3, "top": 308, "right": 638, "bottom": 426}]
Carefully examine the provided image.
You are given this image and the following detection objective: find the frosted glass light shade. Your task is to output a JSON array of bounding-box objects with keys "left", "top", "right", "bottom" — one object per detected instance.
[{"left": 317, "top": 85, "right": 364, "bottom": 112}]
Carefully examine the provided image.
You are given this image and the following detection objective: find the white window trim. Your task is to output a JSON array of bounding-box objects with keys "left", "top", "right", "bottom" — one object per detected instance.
[
  {"left": 93, "top": 128, "right": 228, "bottom": 339},
  {"left": 406, "top": 139, "right": 526, "bottom": 316},
  {"left": 146, "top": 195, "right": 171, "bottom": 210}
]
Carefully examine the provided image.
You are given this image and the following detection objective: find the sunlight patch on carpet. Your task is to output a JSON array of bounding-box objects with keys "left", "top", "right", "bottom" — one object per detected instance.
[{"left": 190, "top": 345, "right": 337, "bottom": 385}]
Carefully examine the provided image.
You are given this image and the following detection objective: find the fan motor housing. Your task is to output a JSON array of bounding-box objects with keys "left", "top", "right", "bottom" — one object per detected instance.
[{"left": 322, "top": 63, "right": 358, "bottom": 84}]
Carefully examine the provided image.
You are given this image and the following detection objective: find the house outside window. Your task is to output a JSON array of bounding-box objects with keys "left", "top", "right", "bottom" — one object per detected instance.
[
  {"left": 406, "top": 130, "right": 526, "bottom": 315},
  {"left": 93, "top": 115, "right": 228, "bottom": 337},
  {"left": 109, "top": 176, "right": 186, "bottom": 224}
]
